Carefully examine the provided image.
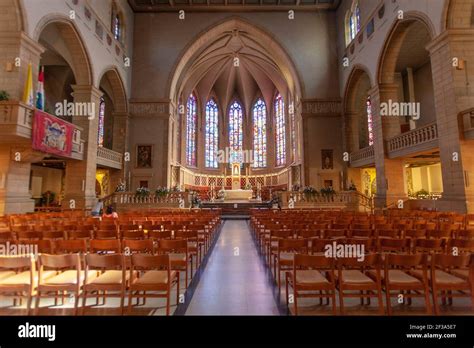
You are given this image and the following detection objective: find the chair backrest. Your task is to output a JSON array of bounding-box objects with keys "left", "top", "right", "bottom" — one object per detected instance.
[
  {"left": 85, "top": 253, "right": 124, "bottom": 270},
  {"left": 123, "top": 239, "right": 154, "bottom": 254},
  {"left": 446, "top": 239, "right": 474, "bottom": 253},
  {"left": 385, "top": 253, "right": 427, "bottom": 268},
  {"left": 310, "top": 238, "right": 336, "bottom": 253},
  {"left": 158, "top": 239, "right": 187, "bottom": 253},
  {"left": 67, "top": 230, "right": 92, "bottom": 240},
  {"left": 39, "top": 253, "right": 81, "bottom": 270},
  {"left": 121, "top": 229, "right": 145, "bottom": 240},
  {"left": 414, "top": 238, "right": 445, "bottom": 253},
  {"left": 55, "top": 239, "right": 88, "bottom": 254},
  {"left": 278, "top": 238, "right": 308, "bottom": 253},
  {"left": 0, "top": 255, "right": 33, "bottom": 270},
  {"left": 42, "top": 231, "right": 65, "bottom": 240},
  {"left": 94, "top": 230, "right": 118, "bottom": 239},
  {"left": 149, "top": 230, "right": 172, "bottom": 240},
  {"left": 294, "top": 253, "right": 335, "bottom": 270},
  {"left": 336, "top": 253, "right": 380, "bottom": 269},
  {"left": 431, "top": 253, "right": 471, "bottom": 269},
  {"left": 379, "top": 238, "right": 409, "bottom": 253},
  {"left": 131, "top": 253, "right": 170, "bottom": 270},
  {"left": 90, "top": 239, "right": 121, "bottom": 253}
]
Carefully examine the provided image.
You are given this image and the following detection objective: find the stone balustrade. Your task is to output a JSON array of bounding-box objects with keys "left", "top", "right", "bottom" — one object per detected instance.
[
  {"left": 387, "top": 122, "right": 438, "bottom": 158},
  {"left": 350, "top": 145, "right": 375, "bottom": 167},
  {"left": 97, "top": 146, "right": 123, "bottom": 169}
]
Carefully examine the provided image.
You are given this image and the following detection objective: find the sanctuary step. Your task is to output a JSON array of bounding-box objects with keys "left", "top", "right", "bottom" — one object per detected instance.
[{"left": 201, "top": 201, "right": 271, "bottom": 218}]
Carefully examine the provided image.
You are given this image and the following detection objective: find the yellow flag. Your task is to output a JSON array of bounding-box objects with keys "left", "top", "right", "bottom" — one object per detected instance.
[{"left": 23, "top": 63, "right": 34, "bottom": 106}]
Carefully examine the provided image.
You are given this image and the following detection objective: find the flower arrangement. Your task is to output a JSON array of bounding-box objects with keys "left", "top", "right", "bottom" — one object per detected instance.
[
  {"left": 40, "top": 191, "right": 55, "bottom": 206},
  {"left": 155, "top": 187, "right": 169, "bottom": 197},
  {"left": 303, "top": 186, "right": 317, "bottom": 194},
  {"left": 0, "top": 90, "right": 10, "bottom": 102},
  {"left": 135, "top": 187, "right": 150, "bottom": 198},
  {"left": 244, "top": 183, "right": 252, "bottom": 190},
  {"left": 415, "top": 189, "right": 429, "bottom": 199},
  {"left": 321, "top": 187, "right": 336, "bottom": 195}
]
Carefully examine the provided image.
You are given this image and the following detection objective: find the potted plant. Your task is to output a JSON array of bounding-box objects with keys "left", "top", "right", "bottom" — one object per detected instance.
[
  {"left": 0, "top": 90, "right": 10, "bottom": 102},
  {"left": 321, "top": 187, "right": 336, "bottom": 201},
  {"left": 155, "top": 187, "right": 169, "bottom": 199},
  {"left": 415, "top": 189, "right": 429, "bottom": 199},
  {"left": 40, "top": 191, "right": 55, "bottom": 206},
  {"left": 303, "top": 186, "right": 317, "bottom": 201},
  {"left": 135, "top": 187, "right": 150, "bottom": 198}
]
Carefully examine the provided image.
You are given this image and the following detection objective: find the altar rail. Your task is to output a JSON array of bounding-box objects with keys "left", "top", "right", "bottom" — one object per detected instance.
[
  {"left": 102, "top": 192, "right": 191, "bottom": 211},
  {"left": 278, "top": 191, "right": 373, "bottom": 212},
  {"left": 177, "top": 165, "right": 291, "bottom": 189}
]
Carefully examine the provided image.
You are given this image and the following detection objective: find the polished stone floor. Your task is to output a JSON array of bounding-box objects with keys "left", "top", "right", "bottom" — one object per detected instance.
[{"left": 185, "top": 220, "right": 280, "bottom": 315}]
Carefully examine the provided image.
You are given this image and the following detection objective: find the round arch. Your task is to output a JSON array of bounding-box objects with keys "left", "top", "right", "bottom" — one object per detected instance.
[
  {"left": 34, "top": 14, "right": 93, "bottom": 86},
  {"left": 377, "top": 12, "right": 436, "bottom": 85},
  {"left": 442, "top": 0, "right": 473, "bottom": 30},
  {"left": 97, "top": 67, "right": 128, "bottom": 114}
]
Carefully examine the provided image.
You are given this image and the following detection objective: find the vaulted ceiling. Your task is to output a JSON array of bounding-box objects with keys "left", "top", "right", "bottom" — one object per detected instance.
[{"left": 179, "top": 28, "right": 290, "bottom": 114}]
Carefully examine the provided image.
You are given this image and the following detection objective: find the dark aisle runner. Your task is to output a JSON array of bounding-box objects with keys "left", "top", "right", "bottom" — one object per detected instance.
[{"left": 185, "top": 220, "right": 280, "bottom": 315}]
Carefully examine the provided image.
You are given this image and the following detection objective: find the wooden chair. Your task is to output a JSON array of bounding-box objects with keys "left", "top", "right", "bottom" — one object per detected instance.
[
  {"left": 273, "top": 238, "right": 309, "bottom": 289},
  {"left": 175, "top": 230, "right": 201, "bottom": 267},
  {"left": 66, "top": 229, "right": 92, "bottom": 240},
  {"left": 429, "top": 254, "right": 472, "bottom": 315},
  {"left": 128, "top": 254, "right": 179, "bottom": 316},
  {"left": 36, "top": 253, "right": 83, "bottom": 315},
  {"left": 382, "top": 253, "right": 432, "bottom": 315},
  {"left": 157, "top": 239, "right": 190, "bottom": 287},
  {"left": 82, "top": 253, "right": 127, "bottom": 315},
  {"left": 285, "top": 253, "right": 337, "bottom": 315},
  {"left": 414, "top": 239, "right": 445, "bottom": 254},
  {"left": 336, "top": 253, "right": 384, "bottom": 315},
  {"left": 121, "top": 229, "right": 145, "bottom": 240},
  {"left": 0, "top": 256, "right": 35, "bottom": 314}
]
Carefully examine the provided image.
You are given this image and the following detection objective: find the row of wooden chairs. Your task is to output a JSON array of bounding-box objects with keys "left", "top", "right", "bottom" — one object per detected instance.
[
  {"left": 285, "top": 252, "right": 473, "bottom": 315},
  {"left": 0, "top": 253, "right": 183, "bottom": 315}
]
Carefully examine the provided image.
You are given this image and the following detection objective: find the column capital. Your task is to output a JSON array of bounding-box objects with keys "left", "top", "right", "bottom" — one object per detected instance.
[{"left": 71, "top": 85, "right": 103, "bottom": 100}]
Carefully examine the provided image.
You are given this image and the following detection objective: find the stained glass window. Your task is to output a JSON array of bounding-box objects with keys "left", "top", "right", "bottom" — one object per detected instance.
[
  {"left": 228, "top": 101, "right": 243, "bottom": 164},
  {"left": 186, "top": 94, "right": 197, "bottom": 167},
  {"left": 113, "top": 14, "right": 121, "bottom": 41},
  {"left": 205, "top": 98, "right": 219, "bottom": 168},
  {"left": 347, "top": 1, "right": 361, "bottom": 43},
  {"left": 367, "top": 95, "right": 374, "bottom": 146},
  {"left": 97, "top": 96, "right": 105, "bottom": 147},
  {"left": 252, "top": 98, "right": 267, "bottom": 168},
  {"left": 275, "top": 93, "right": 286, "bottom": 166}
]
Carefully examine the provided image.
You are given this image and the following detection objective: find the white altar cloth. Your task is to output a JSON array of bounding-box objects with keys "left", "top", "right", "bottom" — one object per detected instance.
[{"left": 224, "top": 189, "right": 253, "bottom": 201}]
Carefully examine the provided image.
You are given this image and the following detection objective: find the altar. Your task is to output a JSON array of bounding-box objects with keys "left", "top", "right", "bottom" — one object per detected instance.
[{"left": 224, "top": 189, "right": 253, "bottom": 201}]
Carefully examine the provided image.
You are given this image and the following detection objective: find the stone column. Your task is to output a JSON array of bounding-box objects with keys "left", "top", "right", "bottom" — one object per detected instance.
[
  {"left": 0, "top": 145, "right": 45, "bottom": 214},
  {"left": 427, "top": 29, "right": 474, "bottom": 213},
  {"left": 370, "top": 83, "right": 407, "bottom": 209},
  {"left": 62, "top": 85, "right": 102, "bottom": 210},
  {"left": 109, "top": 111, "right": 129, "bottom": 191}
]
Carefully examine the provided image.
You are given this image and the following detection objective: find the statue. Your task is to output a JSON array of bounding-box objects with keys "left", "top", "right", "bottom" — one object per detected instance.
[{"left": 115, "top": 179, "right": 126, "bottom": 192}]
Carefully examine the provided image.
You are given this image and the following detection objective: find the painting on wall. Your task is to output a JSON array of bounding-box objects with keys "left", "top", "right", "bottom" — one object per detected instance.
[
  {"left": 321, "top": 149, "right": 333, "bottom": 170},
  {"left": 136, "top": 145, "right": 153, "bottom": 168}
]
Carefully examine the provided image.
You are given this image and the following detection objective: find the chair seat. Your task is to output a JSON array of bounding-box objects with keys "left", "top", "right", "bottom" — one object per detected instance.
[
  {"left": 278, "top": 252, "right": 295, "bottom": 265},
  {"left": 451, "top": 269, "right": 469, "bottom": 279},
  {"left": 386, "top": 270, "right": 421, "bottom": 284},
  {"left": 411, "top": 269, "right": 466, "bottom": 285},
  {"left": 1, "top": 271, "right": 56, "bottom": 286},
  {"left": 44, "top": 270, "right": 85, "bottom": 285},
  {"left": 294, "top": 270, "right": 328, "bottom": 284},
  {"left": 0, "top": 271, "right": 16, "bottom": 281},
  {"left": 340, "top": 270, "right": 374, "bottom": 284},
  {"left": 135, "top": 270, "right": 177, "bottom": 285},
  {"left": 88, "top": 270, "right": 127, "bottom": 285}
]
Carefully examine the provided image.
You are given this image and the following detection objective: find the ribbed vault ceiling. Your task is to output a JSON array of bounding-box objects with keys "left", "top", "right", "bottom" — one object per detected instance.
[{"left": 179, "top": 28, "right": 290, "bottom": 113}]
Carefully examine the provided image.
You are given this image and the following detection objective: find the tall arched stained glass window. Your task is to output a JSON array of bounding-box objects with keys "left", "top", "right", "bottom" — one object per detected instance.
[
  {"left": 346, "top": 1, "right": 361, "bottom": 45},
  {"left": 275, "top": 93, "right": 286, "bottom": 166},
  {"left": 205, "top": 98, "right": 219, "bottom": 168},
  {"left": 228, "top": 101, "right": 243, "bottom": 164},
  {"left": 97, "top": 96, "right": 105, "bottom": 147},
  {"left": 113, "top": 14, "right": 121, "bottom": 41},
  {"left": 252, "top": 98, "right": 267, "bottom": 168},
  {"left": 186, "top": 94, "right": 197, "bottom": 167},
  {"left": 367, "top": 95, "right": 374, "bottom": 146}
]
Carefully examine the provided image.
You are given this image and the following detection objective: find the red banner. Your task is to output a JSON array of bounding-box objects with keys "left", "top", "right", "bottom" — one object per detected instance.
[{"left": 32, "top": 110, "right": 74, "bottom": 157}]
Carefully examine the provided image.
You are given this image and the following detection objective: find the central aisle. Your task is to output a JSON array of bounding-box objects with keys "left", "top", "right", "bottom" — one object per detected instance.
[{"left": 185, "top": 220, "right": 280, "bottom": 315}]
